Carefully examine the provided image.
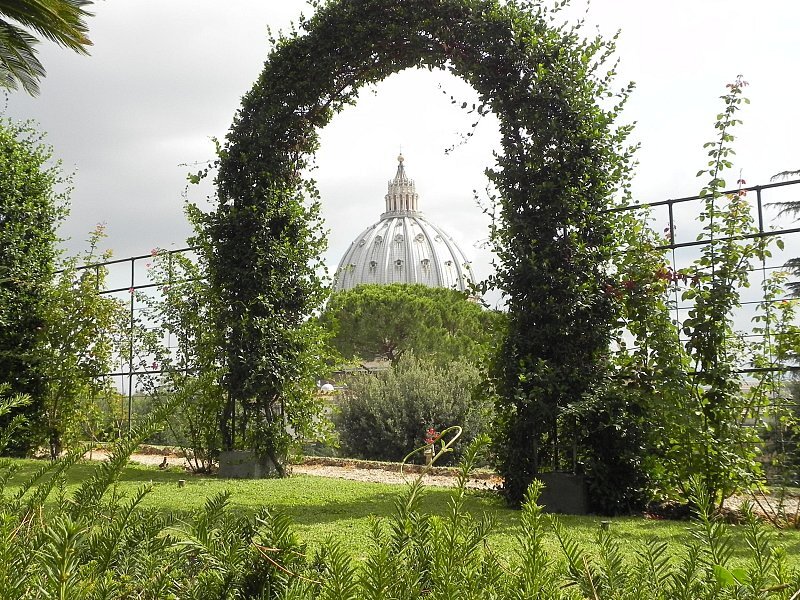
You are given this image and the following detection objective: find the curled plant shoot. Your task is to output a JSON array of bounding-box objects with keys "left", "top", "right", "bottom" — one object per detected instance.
[{"left": 400, "top": 425, "right": 463, "bottom": 480}]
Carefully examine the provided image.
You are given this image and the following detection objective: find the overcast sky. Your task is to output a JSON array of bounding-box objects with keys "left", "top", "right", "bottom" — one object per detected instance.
[{"left": 5, "top": 0, "right": 800, "bottom": 302}]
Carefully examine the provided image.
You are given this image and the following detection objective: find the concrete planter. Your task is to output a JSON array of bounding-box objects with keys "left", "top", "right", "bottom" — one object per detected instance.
[
  {"left": 218, "top": 450, "right": 278, "bottom": 479},
  {"left": 536, "top": 472, "right": 588, "bottom": 514}
]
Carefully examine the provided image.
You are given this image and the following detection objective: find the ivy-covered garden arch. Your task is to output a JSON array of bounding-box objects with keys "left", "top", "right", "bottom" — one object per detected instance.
[{"left": 206, "top": 0, "right": 631, "bottom": 502}]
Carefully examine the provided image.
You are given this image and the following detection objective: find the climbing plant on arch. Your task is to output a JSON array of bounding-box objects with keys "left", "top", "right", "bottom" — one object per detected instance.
[{"left": 205, "top": 0, "right": 633, "bottom": 497}]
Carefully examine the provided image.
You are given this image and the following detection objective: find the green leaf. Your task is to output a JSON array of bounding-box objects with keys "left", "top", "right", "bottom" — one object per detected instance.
[{"left": 729, "top": 567, "right": 749, "bottom": 584}]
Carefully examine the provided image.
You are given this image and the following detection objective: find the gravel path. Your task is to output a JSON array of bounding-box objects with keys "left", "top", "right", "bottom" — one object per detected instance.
[
  {"left": 290, "top": 462, "right": 501, "bottom": 490},
  {"left": 84, "top": 450, "right": 798, "bottom": 518},
  {"left": 84, "top": 450, "right": 500, "bottom": 490}
]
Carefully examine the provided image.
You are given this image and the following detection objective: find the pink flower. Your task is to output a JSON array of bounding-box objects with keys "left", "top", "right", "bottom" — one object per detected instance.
[
  {"left": 129, "top": 287, "right": 135, "bottom": 294},
  {"left": 424, "top": 427, "right": 441, "bottom": 445}
]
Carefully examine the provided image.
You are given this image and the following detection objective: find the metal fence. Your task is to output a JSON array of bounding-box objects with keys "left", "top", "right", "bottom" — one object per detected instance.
[
  {"left": 615, "top": 179, "right": 800, "bottom": 374},
  {"left": 79, "top": 178, "right": 800, "bottom": 449}
]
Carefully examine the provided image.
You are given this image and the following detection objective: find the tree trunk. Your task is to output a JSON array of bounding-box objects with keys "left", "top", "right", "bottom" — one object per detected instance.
[
  {"left": 49, "top": 430, "right": 61, "bottom": 460},
  {"left": 220, "top": 392, "right": 235, "bottom": 451}
]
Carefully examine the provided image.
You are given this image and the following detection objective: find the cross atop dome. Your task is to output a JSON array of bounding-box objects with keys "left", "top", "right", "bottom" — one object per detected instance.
[{"left": 385, "top": 154, "right": 419, "bottom": 214}]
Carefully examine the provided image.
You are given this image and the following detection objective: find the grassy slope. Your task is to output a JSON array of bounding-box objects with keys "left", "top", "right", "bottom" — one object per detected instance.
[{"left": 6, "top": 459, "right": 800, "bottom": 566}]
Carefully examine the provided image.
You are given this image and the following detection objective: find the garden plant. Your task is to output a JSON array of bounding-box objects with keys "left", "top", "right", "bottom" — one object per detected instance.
[
  {"left": 335, "top": 353, "right": 491, "bottom": 463},
  {"left": 2, "top": 18, "right": 800, "bottom": 600},
  {"left": 136, "top": 206, "right": 228, "bottom": 473},
  {"left": 0, "top": 116, "right": 126, "bottom": 457},
  {"left": 0, "top": 116, "right": 68, "bottom": 453},
  {"left": 590, "top": 77, "right": 800, "bottom": 513}
]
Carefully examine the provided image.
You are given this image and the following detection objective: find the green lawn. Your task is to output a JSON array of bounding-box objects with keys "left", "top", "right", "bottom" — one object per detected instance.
[{"left": 6, "top": 458, "right": 800, "bottom": 566}]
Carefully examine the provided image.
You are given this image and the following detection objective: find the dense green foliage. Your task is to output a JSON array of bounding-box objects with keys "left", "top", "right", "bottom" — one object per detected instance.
[
  {"left": 572, "top": 379, "right": 653, "bottom": 515},
  {"left": 0, "top": 116, "right": 125, "bottom": 457},
  {"left": 479, "top": 11, "right": 633, "bottom": 504},
  {"left": 198, "top": 125, "right": 332, "bottom": 474},
  {"left": 0, "top": 117, "right": 67, "bottom": 452},
  {"left": 320, "top": 283, "right": 505, "bottom": 364},
  {"left": 334, "top": 354, "right": 490, "bottom": 463},
  {"left": 208, "top": 0, "right": 630, "bottom": 496},
  {"left": 557, "top": 78, "right": 800, "bottom": 513},
  {"left": 139, "top": 201, "right": 334, "bottom": 473},
  {"left": 0, "top": 0, "right": 94, "bottom": 95},
  {"left": 597, "top": 78, "right": 781, "bottom": 508},
  {"left": 592, "top": 197, "right": 685, "bottom": 511},
  {"left": 203, "top": 128, "right": 330, "bottom": 475}
]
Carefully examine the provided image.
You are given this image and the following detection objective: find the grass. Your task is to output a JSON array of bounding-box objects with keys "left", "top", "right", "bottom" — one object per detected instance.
[{"left": 6, "top": 458, "right": 800, "bottom": 567}]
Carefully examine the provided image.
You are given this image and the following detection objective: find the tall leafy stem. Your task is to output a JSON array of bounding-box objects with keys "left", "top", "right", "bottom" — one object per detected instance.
[
  {"left": 135, "top": 208, "right": 227, "bottom": 473},
  {"left": 677, "top": 76, "right": 765, "bottom": 505}
]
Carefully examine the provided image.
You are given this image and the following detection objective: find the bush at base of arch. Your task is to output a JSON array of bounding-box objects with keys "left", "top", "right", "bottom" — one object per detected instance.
[
  {"left": 205, "top": 0, "right": 634, "bottom": 491},
  {"left": 334, "top": 354, "right": 490, "bottom": 464}
]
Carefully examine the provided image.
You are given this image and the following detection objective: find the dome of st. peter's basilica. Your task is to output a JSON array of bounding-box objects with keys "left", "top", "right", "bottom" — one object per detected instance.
[{"left": 333, "top": 155, "right": 476, "bottom": 293}]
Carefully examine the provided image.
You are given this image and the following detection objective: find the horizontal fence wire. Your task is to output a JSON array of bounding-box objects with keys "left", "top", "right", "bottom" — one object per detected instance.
[{"left": 74, "top": 179, "right": 800, "bottom": 435}]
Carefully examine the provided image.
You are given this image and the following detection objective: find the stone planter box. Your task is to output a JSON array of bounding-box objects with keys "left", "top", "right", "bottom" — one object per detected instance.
[
  {"left": 536, "top": 472, "right": 588, "bottom": 514},
  {"left": 218, "top": 450, "right": 278, "bottom": 479}
]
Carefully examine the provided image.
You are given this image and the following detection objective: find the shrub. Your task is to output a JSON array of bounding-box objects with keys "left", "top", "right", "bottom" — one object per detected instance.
[
  {"left": 334, "top": 354, "right": 491, "bottom": 463},
  {"left": 573, "top": 382, "right": 654, "bottom": 515},
  {"left": 0, "top": 117, "right": 67, "bottom": 453},
  {"left": 136, "top": 242, "right": 226, "bottom": 473}
]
